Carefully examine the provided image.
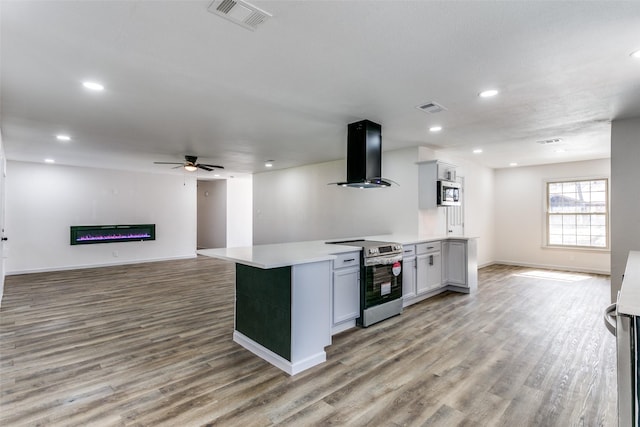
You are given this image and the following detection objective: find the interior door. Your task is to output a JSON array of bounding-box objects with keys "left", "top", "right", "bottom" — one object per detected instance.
[{"left": 447, "top": 176, "right": 465, "bottom": 236}]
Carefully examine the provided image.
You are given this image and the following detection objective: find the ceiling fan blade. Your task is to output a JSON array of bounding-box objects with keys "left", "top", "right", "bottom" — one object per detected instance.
[
  {"left": 197, "top": 165, "right": 213, "bottom": 171},
  {"left": 198, "top": 163, "right": 225, "bottom": 169},
  {"left": 171, "top": 165, "right": 184, "bottom": 169},
  {"left": 154, "top": 161, "right": 184, "bottom": 165}
]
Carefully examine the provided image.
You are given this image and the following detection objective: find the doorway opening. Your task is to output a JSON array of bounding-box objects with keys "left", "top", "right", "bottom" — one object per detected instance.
[{"left": 197, "top": 180, "right": 227, "bottom": 250}]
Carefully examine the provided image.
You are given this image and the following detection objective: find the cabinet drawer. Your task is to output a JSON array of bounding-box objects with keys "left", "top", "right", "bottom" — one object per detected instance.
[
  {"left": 333, "top": 252, "right": 360, "bottom": 269},
  {"left": 416, "top": 241, "right": 441, "bottom": 255},
  {"left": 402, "top": 245, "right": 416, "bottom": 258}
]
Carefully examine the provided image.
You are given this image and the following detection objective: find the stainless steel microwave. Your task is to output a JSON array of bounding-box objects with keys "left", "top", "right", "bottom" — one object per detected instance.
[{"left": 437, "top": 180, "right": 461, "bottom": 206}]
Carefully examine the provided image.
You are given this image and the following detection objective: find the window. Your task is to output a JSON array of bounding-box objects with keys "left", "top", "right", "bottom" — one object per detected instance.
[{"left": 547, "top": 179, "right": 608, "bottom": 248}]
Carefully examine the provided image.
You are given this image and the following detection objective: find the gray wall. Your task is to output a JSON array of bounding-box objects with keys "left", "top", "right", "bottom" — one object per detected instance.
[
  {"left": 6, "top": 161, "right": 197, "bottom": 273},
  {"left": 197, "top": 180, "right": 227, "bottom": 249},
  {"left": 252, "top": 147, "right": 420, "bottom": 244},
  {"left": 494, "top": 159, "right": 610, "bottom": 274},
  {"left": 611, "top": 117, "right": 640, "bottom": 301},
  {"left": 251, "top": 146, "right": 497, "bottom": 268}
]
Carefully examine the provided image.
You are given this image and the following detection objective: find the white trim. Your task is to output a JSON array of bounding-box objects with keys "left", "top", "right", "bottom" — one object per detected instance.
[
  {"left": 478, "top": 261, "right": 495, "bottom": 269},
  {"left": 331, "top": 319, "right": 356, "bottom": 335},
  {"left": 541, "top": 244, "right": 610, "bottom": 253},
  {"left": 233, "top": 331, "right": 326, "bottom": 376},
  {"left": 493, "top": 260, "right": 610, "bottom": 275},
  {"left": 541, "top": 176, "right": 610, "bottom": 250},
  {"left": 5, "top": 254, "right": 197, "bottom": 275}
]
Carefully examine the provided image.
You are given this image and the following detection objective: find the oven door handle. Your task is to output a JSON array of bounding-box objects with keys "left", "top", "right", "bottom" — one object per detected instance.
[
  {"left": 364, "top": 254, "right": 402, "bottom": 266},
  {"left": 604, "top": 303, "right": 617, "bottom": 336}
]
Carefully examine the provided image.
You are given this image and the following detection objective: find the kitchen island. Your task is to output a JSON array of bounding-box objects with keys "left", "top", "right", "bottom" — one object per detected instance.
[{"left": 198, "top": 235, "right": 477, "bottom": 375}]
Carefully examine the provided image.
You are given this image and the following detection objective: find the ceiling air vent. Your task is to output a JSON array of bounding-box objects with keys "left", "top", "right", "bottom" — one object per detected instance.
[
  {"left": 416, "top": 102, "right": 447, "bottom": 114},
  {"left": 536, "top": 138, "right": 563, "bottom": 145},
  {"left": 207, "top": 0, "right": 272, "bottom": 31}
]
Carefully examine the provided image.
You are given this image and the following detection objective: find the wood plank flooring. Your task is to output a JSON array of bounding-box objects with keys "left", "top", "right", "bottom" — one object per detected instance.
[{"left": 0, "top": 258, "right": 616, "bottom": 426}]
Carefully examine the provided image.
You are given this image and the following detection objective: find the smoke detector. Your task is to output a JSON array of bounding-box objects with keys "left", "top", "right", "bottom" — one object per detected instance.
[
  {"left": 536, "top": 138, "right": 563, "bottom": 145},
  {"left": 416, "top": 102, "right": 447, "bottom": 114},
  {"left": 207, "top": 0, "right": 272, "bottom": 31}
]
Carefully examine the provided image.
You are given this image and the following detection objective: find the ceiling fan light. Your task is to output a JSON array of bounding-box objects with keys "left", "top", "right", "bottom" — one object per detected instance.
[{"left": 184, "top": 165, "right": 198, "bottom": 172}]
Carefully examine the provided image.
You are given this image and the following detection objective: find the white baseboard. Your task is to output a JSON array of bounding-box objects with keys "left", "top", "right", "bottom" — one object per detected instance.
[
  {"left": 233, "top": 331, "right": 326, "bottom": 376},
  {"left": 6, "top": 254, "right": 197, "bottom": 276},
  {"left": 331, "top": 319, "right": 356, "bottom": 335},
  {"left": 489, "top": 260, "right": 610, "bottom": 275}
]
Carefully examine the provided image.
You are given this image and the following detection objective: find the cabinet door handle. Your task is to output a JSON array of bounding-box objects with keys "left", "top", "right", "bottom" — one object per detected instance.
[
  {"left": 343, "top": 258, "right": 355, "bottom": 263},
  {"left": 429, "top": 255, "right": 434, "bottom": 266},
  {"left": 427, "top": 246, "right": 434, "bottom": 250},
  {"left": 404, "top": 250, "right": 412, "bottom": 253}
]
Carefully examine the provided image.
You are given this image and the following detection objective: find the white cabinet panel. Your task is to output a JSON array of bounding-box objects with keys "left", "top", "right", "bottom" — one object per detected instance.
[
  {"left": 333, "top": 252, "right": 359, "bottom": 269},
  {"left": 333, "top": 267, "right": 360, "bottom": 323},
  {"left": 444, "top": 240, "right": 467, "bottom": 287},
  {"left": 402, "top": 256, "right": 416, "bottom": 300},
  {"left": 417, "top": 252, "right": 442, "bottom": 295},
  {"left": 425, "top": 252, "right": 442, "bottom": 291},
  {"left": 416, "top": 241, "right": 442, "bottom": 295},
  {"left": 416, "top": 241, "right": 441, "bottom": 255}
]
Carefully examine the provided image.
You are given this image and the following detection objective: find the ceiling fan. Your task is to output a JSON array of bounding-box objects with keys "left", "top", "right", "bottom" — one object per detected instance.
[{"left": 154, "top": 155, "right": 224, "bottom": 172}]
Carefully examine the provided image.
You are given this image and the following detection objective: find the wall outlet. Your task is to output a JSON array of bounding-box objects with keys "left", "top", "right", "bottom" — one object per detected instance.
[{"left": 112, "top": 251, "right": 119, "bottom": 257}]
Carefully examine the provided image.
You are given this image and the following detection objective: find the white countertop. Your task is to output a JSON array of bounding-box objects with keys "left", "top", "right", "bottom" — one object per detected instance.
[
  {"left": 198, "top": 234, "right": 476, "bottom": 269},
  {"left": 617, "top": 251, "right": 640, "bottom": 316},
  {"left": 198, "top": 240, "right": 356, "bottom": 269}
]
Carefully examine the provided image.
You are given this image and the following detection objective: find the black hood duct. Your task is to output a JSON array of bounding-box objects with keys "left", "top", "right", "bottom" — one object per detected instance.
[{"left": 336, "top": 120, "right": 395, "bottom": 188}]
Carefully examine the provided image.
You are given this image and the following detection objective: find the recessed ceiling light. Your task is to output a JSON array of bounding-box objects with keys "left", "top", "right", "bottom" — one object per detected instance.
[
  {"left": 214, "top": 174, "right": 220, "bottom": 177},
  {"left": 44, "top": 158, "right": 55, "bottom": 164},
  {"left": 473, "top": 149, "right": 483, "bottom": 154},
  {"left": 82, "top": 81, "right": 104, "bottom": 91},
  {"left": 509, "top": 162, "right": 518, "bottom": 167},
  {"left": 265, "top": 161, "right": 274, "bottom": 168},
  {"left": 555, "top": 148, "right": 566, "bottom": 153},
  {"left": 56, "top": 134, "right": 71, "bottom": 141},
  {"left": 631, "top": 49, "right": 640, "bottom": 59},
  {"left": 479, "top": 89, "right": 499, "bottom": 98},
  {"left": 429, "top": 126, "right": 442, "bottom": 132}
]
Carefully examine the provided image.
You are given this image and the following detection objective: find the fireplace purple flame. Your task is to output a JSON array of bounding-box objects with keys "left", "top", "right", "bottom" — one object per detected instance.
[{"left": 70, "top": 224, "right": 155, "bottom": 245}]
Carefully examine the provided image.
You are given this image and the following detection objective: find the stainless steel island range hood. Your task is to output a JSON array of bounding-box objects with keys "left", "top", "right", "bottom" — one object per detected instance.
[{"left": 335, "top": 120, "right": 396, "bottom": 188}]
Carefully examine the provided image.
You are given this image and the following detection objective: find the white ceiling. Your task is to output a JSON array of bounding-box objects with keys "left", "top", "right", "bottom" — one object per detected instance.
[{"left": 2, "top": 1, "right": 640, "bottom": 178}]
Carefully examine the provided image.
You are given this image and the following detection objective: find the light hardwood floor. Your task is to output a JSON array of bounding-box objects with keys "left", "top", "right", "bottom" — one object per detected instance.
[{"left": 0, "top": 257, "right": 616, "bottom": 426}]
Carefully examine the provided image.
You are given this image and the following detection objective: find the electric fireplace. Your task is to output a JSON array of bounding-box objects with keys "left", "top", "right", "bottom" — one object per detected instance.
[{"left": 70, "top": 224, "right": 156, "bottom": 245}]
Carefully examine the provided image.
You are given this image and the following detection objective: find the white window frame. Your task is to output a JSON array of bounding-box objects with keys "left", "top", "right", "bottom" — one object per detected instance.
[{"left": 543, "top": 177, "right": 609, "bottom": 250}]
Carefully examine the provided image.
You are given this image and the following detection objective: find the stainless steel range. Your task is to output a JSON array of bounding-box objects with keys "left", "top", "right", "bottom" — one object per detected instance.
[{"left": 330, "top": 240, "right": 403, "bottom": 327}]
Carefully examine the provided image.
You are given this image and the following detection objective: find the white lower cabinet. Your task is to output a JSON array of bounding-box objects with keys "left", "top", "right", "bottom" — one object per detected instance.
[
  {"left": 416, "top": 252, "right": 442, "bottom": 294},
  {"left": 331, "top": 251, "right": 361, "bottom": 331},
  {"left": 402, "top": 257, "right": 416, "bottom": 300},
  {"left": 443, "top": 240, "right": 467, "bottom": 287},
  {"left": 416, "top": 242, "right": 442, "bottom": 295},
  {"left": 333, "top": 267, "right": 360, "bottom": 323},
  {"left": 330, "top": 239, "right": 475, "bottom": 322},
  {"left": 402, "top": 245, "right": 416, "bottom": 302}
]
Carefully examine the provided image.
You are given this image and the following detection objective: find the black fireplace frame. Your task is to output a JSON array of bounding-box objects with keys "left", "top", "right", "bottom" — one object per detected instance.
[{"left": 70, "top": 224, "right": 156, "bottom": 245}]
